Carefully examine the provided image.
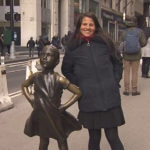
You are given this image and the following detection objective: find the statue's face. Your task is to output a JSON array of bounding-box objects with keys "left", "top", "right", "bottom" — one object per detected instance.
[{"left": 40, "top": 48, "right": 57, "bottom": 70}]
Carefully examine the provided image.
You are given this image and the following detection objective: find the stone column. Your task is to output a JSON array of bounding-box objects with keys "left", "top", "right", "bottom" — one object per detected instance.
[
  {"left": 51, "top": 0, "right": 59, "bottom": 39},
  {"left": 20, "top": 0, "right": 41, "bottom": 46}
]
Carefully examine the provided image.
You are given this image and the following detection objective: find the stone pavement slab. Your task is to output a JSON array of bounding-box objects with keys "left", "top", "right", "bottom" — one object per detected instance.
[
  {"left": 0, "top": 56, "right": 150, "bottom": 149},
  {"left": 0, "top": 77, "right": 150, "bottom": 150}
]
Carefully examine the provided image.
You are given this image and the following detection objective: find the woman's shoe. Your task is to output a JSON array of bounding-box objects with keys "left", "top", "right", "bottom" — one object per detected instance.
[
  {"left": 132, "top": 91, "right": 140, "bottom": 96},
  {"left": 142, "top": 75, "right": 150, "bottom": 78},
  {"left": 145, "top": 76, "right": 150, "bottom": 78},
  {"left": 123, "top": 91, "right": 129, "bottom": 96}
]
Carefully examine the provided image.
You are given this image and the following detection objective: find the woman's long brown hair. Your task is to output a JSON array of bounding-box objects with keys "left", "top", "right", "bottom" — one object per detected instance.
[{"left": 72, "top": 12, "right": 114, "bottom": 51}]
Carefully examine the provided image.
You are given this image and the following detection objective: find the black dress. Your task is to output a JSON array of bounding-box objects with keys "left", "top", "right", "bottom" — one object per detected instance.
[{"left": 78, "top": 106, "right": 125, "bottom": 129}]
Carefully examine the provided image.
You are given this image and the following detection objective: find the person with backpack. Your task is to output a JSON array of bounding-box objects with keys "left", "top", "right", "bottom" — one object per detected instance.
[{"left": 120, "top": 17, "right": 146, "bottom": 96}]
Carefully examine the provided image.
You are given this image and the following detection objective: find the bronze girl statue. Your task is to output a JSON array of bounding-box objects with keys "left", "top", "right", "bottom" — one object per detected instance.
[{"left": 22, "top": 45, "right": 82, "bottom": 150}]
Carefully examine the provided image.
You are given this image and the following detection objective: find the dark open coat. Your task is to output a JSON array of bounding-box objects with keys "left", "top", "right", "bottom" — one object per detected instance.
[{"left": 61, "top": 35, "right": 123, "bottom": 112}]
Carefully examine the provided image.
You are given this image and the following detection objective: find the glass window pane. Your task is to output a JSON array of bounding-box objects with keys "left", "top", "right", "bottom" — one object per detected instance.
[
  {"left": 89, "top": 0, "right": 99, "bottom": 17},
  {"left": 0, "top": 0, "right": 3, "bottom": 6},
  {"left": 109, "top": 0, "right": 112, "bottom": 8},
  {"left": 6, "top": 0, "right": 10, "bottom": 6},
  {"left": 103, "top": 18, "right": 108, "bottom": 34},
  {"left": 109, "top": 22, "right": 115, "bottom": 41},
  {"left": 44, "top": 0, "right": 46, "bottom": 8},
  {"left": 74, "top": 0, "right": 80, "bottom": 25},
  {"left": 82, "top": 0, "right": 86, "bottom": 13},
  {"left": 14, "top": 0, "right": 20, "bottom": 6}
]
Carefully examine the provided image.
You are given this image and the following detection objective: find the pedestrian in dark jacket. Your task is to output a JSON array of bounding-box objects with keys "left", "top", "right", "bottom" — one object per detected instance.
[
  {"left": 0, "top": 34, "right": 4, "bottom": 56},
  {"left": 51, "top": 35, "right": 61, "bottom": 49},
  {"left": 27, "top": 37, "right": 35, "bottom": 58},
  {"left": 36, "top": 36, "right": 44, "bottom": 57},
  {"left": 61, "top": 12, "right": 125, "bottom": 150},
  {"left": 3, "top": 28, "right": 11, "bottom": 55}
]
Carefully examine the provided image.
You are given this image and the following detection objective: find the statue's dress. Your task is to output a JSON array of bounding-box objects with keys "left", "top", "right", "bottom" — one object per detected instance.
[{"left": 24, "top": 72, "right": 81, "bottom": 142}]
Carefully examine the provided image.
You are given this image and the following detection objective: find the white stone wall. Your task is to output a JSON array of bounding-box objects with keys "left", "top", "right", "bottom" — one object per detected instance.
[
  {"left": 20, "top": 0, "right": 41, "bottom": 46},
  {"left": 50, "top": 0, "right": 58, "bottom": 39},
  {"left": 59, "top": 0, "right": 74, "bottom": 38},
  {"left": 60, "top": 0, "right": 69, "bottom": 38},
  {"left": 0, "top": 7, "right": 6, "bottom": 21}
]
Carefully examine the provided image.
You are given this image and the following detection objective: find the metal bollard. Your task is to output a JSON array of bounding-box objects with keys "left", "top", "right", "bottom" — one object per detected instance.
[
  {"left": 0, "top": 56, "right": 14, "bottom": 113},
  {"left": 1, "top": 56, "right": 5, "bottom": 65},
  {"left": 25, "top": 59, "right": 41, "bottom": 94}
]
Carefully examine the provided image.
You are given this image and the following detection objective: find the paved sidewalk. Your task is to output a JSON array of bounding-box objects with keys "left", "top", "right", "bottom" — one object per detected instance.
[
  {"left": 0, "top": 54, "right": 150, "bottom": 149},
  {"left": 118, "top": 76, "right": 150, "bottom": 150},
  {"left": 3, "top": 51, "right": 38, "bottom": 64},
  {"left": 0, "top": 77, "right": 150, "bottom": 150}
]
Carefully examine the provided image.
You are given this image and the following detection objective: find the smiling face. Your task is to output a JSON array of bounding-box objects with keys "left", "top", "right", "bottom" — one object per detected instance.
[
  {"left": 40, "top": 46, "right": 59, "bottom": 70},
  {"left": 80, "top": 17, "right": 96, "bottom": 37}
]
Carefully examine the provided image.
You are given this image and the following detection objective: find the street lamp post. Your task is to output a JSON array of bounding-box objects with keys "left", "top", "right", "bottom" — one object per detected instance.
[{"left": 10, "top": 0, "right": 15, "bottom": 59}]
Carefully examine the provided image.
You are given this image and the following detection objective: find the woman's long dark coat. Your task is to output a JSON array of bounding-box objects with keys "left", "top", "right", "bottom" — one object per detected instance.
[{"left": 61, "top": 36, "right": 123, "bottom": 112}]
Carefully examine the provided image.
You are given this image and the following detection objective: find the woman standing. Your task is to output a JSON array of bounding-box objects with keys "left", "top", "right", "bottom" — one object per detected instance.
[{"left": 61, "top": 12, "right": 125, "bottom": 150}]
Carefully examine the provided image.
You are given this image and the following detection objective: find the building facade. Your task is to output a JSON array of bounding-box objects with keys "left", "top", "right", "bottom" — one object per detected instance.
[
  {"left": 0, "top": 0, "right": 146, "bottom": 46},
  {"left": 0, "top": 0, "right": 20, "bottom": 45},
  {"left": 100, "top": 0, "right": 145, "bottom": 43}
]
